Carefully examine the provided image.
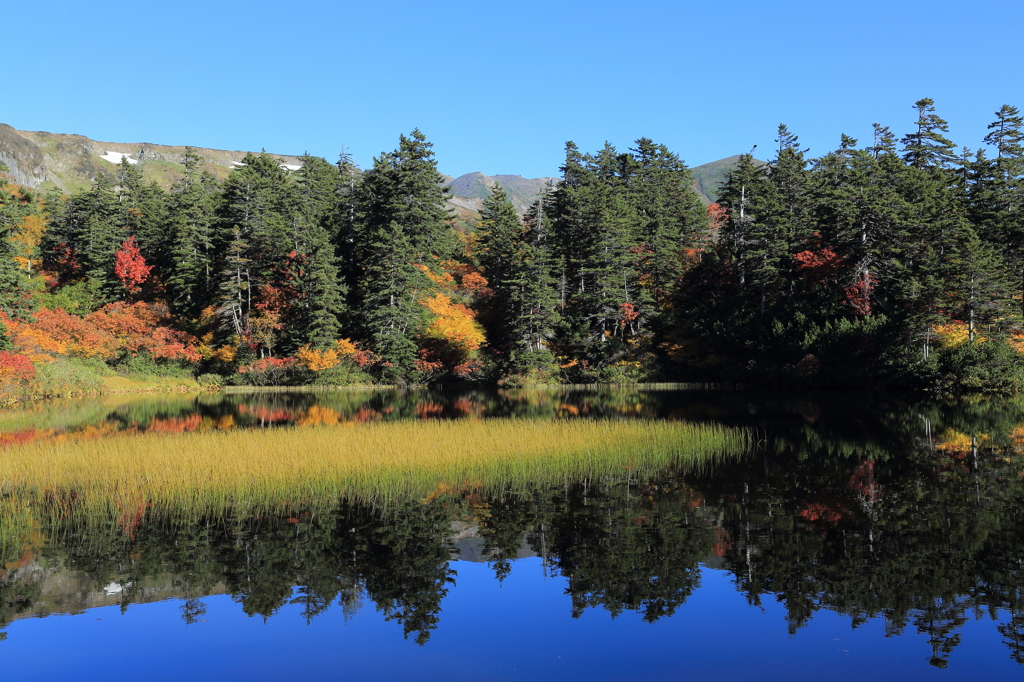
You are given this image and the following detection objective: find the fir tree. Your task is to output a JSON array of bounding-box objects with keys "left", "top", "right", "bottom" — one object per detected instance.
[
  {"left": 294, "top": 155, "right": 346, "bottom": 348},
  {"left": 505, "top": 194, "right": 560, "bottom": 377},
  {"left": 355, "top": 130, "right": 454, "bottom": 379},
  {"left": 901, "top": 98, "right": 957, "bottom": 170},
  {"left": 215, "top": 152, "right": 293, "bottom": 340},
  {"left": 716, "top": 152, "right": 766, "bottom": 295},
  {"left": 168, "top": 147, "right": 218, "bottom": 315},
  {"left": 0, "top": 163, "right": 30, "bottom": 318},
  {"left": 477, "top": 183, "right": 524, "bottom": 354}
]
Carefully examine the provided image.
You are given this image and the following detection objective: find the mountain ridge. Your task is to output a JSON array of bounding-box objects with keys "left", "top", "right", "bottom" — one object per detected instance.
[{"left": 1, "top": 124, "right": 746, "bottom": 224}]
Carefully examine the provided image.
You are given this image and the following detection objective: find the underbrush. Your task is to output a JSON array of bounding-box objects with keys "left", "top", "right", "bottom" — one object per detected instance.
[{"left": 29, "top": 356, "right": 108, "bottom": 397}]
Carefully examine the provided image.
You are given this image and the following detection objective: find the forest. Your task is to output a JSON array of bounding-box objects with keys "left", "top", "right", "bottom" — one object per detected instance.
[{"left": 1, "top": 99, "right": 1023, "bottom": 397}]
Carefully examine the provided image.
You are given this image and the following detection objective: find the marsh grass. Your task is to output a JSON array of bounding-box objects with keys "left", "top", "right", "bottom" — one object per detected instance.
[{"left": 0, "top": 418, "right": 747, "bottom": 526}]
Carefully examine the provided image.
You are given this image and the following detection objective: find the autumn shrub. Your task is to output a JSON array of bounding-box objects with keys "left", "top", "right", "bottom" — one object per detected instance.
[
  {"left": 293, "top": 339, "right": 379, "bottom": 386},
  {"left": 232, "top": 357, "right": 302, "bottom": 386},
  {"left": 0, "top": 351, "right": 36, "bottom": 402}
]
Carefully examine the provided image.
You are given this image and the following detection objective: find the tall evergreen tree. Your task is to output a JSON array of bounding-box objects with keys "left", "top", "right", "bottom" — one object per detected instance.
[
  {"left": 0, "top": 163, "right": 30, "bottom": 318},
  {"left": 978, "top": 105, "right": 1024, "bottom": 312},
  {"left": 168, "top": 147, "right": 219, "bottom": 315},
  {"left": 215, "top": 152, "right": 293, "bottom": 341},
  {"left": 477, "top": 183, "right": 523, "bottom": 355},
  {"left": 901, "top": 98, "right": 957, "bottom": 170},
  {"left": 505, "top": 194, "right": 560, "bottom": 377},
  {"left": 293, "top": 155, "right": 346, "bottom": 348},
  {"left": 745, "top": 124, "right": 811, "bottom": 316},
  {"left": 115, "top": 157, "right": 168, "bottom": 277},
  {"left": 624, "top": 138, "right": 707, "bottom": 323},
  {"left": 716, "top": 152, "right": 766, "bottom": 296},
  {"left": 355, "top": 130, "right": 454, "bottom": 380}
]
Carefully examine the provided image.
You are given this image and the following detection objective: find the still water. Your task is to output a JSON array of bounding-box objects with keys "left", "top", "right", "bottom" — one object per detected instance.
[{"left": 1, "top": 387, "right": 1023, "bottom": 679}]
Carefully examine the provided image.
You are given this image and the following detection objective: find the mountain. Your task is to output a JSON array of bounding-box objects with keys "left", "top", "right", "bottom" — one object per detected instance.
[
  {"left": 0, "top": 124, "right": 556, "bottom": 230},
  {"left": 0, "top": 123, "right": 756, "bottom": 223},
  {"left": 689, "top": 155, "right": 767, "bottom": 204},
  {"left": 0, "top": 123, "right": 303, "bottom": 193},
  {"left": 440, "top": 171, "right": 558, "bottom": 230}
]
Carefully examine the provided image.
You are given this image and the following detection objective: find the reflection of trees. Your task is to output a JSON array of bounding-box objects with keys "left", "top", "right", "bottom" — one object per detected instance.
[{"left": 2, "top": 389, "right": 1024, "bottom": 663}]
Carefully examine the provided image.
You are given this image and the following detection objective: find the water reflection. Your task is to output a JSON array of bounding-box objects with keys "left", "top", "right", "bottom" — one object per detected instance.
[{"left": 1, "top": 389, "right": 1024, "bottom": 668}]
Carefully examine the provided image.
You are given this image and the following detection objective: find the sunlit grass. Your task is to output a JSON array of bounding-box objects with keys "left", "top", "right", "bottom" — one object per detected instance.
[{"left": 0, "top": 418, "right": 748, "bottom": 522}]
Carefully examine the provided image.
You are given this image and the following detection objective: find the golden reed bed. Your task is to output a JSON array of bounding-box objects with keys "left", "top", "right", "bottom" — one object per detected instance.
[{"left": 0, "top": 418, "right": 748, "bottom": 521}]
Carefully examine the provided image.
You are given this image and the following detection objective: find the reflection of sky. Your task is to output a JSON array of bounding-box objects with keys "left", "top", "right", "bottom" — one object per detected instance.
[{"left": 2, "top": 562, "right": 1016, "bottom": 681}]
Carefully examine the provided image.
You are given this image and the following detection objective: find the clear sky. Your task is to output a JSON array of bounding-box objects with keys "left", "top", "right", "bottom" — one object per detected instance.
[{"left": 6, "top": 0, "right": 1022, "bottom": 178}]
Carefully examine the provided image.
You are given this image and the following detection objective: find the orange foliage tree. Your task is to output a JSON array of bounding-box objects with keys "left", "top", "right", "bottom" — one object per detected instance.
[{"left": 113, "top": 236, "right": 153, "bottom": 295}]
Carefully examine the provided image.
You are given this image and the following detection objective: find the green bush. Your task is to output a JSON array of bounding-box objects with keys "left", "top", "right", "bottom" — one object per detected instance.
[
  {"left": 196, "top": 373, "right": 225, "bottom": 388},
  {"left": 30, "top": 357, "right": 107, "bottom": 397},
  {"left": 933, "top": 339, "right": 1024, "bottom": 394},
  {"left": 308, "top": 363, "right": 375, "bottom": 386},
  {"left": 115, "top": 353, "right": 194, "bottom": 379},
  {"left": 38, "top": 278, "right": 108, "bottom": 315}
]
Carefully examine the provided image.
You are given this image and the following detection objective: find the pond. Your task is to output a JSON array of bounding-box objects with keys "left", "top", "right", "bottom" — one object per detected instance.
[{"left": 1, "top": 387, "right": 1022, "bottom": 680}]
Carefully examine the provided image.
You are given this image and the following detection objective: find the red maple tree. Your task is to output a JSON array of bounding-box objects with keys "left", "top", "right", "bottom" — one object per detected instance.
[{"left": 113, "top": 236, "right": 152, "bottom": 295}]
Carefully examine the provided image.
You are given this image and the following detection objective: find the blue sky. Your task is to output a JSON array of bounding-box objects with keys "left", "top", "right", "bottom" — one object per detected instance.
[{"left": 6, "top": 0, "right": 1022, "bottom": 178}]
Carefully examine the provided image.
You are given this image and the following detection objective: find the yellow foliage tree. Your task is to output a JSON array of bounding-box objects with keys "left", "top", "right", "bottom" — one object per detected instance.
[
  {"left": 421, "top": 294, "right": 485, "bottom": 352},
  {"left": 296, "top": 345, "right": 340, "bottom": 371},
  {"left": 10, "top": 214, "right": 46, "bottom": 273},
  {"left": 934, "top": 321, "right": 986, "bottom": 347}
]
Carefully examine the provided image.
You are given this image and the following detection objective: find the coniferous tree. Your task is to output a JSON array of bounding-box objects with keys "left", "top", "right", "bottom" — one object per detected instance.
[
  {"left": 334, "top": 148, "right": 361, "bottom": 286},
  {"left": 42, "top": 172, "right": 126, "bottom": 298},
  {"left": 716, "top": 152, "right": 766, "bottom": 295},
  {"left": 215, "top": 152, "right": 292, "bottom": 344},
  {"left": 0, "top": 164, "right": 30, "bottom": 317},
  {"left": 624, "top": 138, "right": 707, "bottom": 327},
  {"left": 814, "top": 133, "right": 911, "bottom": 316},
  {"left": 168, "top": 147, "right": 219, "bottom": 315},
  {"left": 115, "top": 157, "right": 168, "bottom": 279},
  {"left": 293, "top": 155, "right": 346, "bottom": 348},
  {"left": 745, "top": 124, "right": 812, "bottom": 316},
  {"left": 901, "top": 98, "right": 958, "bottom": 170},
  {"left": 947, "top": 225, "right": 1015, "bottom": 342},
  {"left": 979, "top": 105, "right": 1024, "bottom": 312},
  {"left": 506, "top": 194, "right": 560, "bottom": 377},
  {"left": 477, "top": 183, "right": 524, "bottom": 355},
  {"left": 355, "top": 130, "right": 454, "bottom": 380}
]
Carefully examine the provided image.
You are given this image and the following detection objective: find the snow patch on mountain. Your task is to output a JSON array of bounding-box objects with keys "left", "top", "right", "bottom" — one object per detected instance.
[{"left": 99, "top": 151, "right": 137, "bottom": 165}]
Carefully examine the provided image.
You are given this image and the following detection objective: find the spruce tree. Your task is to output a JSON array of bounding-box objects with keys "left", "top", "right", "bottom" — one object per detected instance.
[
  {"left": 293, "top": 155, "right": 346, "bottom": 348},
  {"left": 947, "top": 224, "right": 1015, "bottom": 341},
  {"left": 0, "top": 163, "right": 30, "bottom": 318},
  {"left": 716, "top": 152, "right": 766, "bottom": 296},
  {"left": 115, "top": 157, "right": 168, "bottom": 278},
  {"left": 901, "top": 98, "right": 957, "bottom": 170},
  {"left": 745, "top": 124, "right": 811, "bottom": 316},
  {"left": 477, "top": 183, "right": 524, "bottom": 355},
  {"left": 625, "top": 138, "right": 707, "bottom": 323},
  {"left": 43, "top": 172, "right": 127, "bottom": 299},
  {"left": 505, "top": 194, "right": 560, "bottom": 377},
  {"left": 215, "top": 152, "right": 293, "bottom": 340},
  {"left": 168, "top": 147, "right": 218, "bottom": 315},
  {"left": 355, "top": 130, "right": 454, "bottom": 380},
  {"left": 978, "top": 105, "right": 1024, "bottom": 312}
]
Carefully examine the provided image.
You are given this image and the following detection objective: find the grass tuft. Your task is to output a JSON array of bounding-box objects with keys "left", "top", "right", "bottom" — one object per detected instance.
[{"left": 0, "top": 418, "right": 748, "bottom": 524}]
